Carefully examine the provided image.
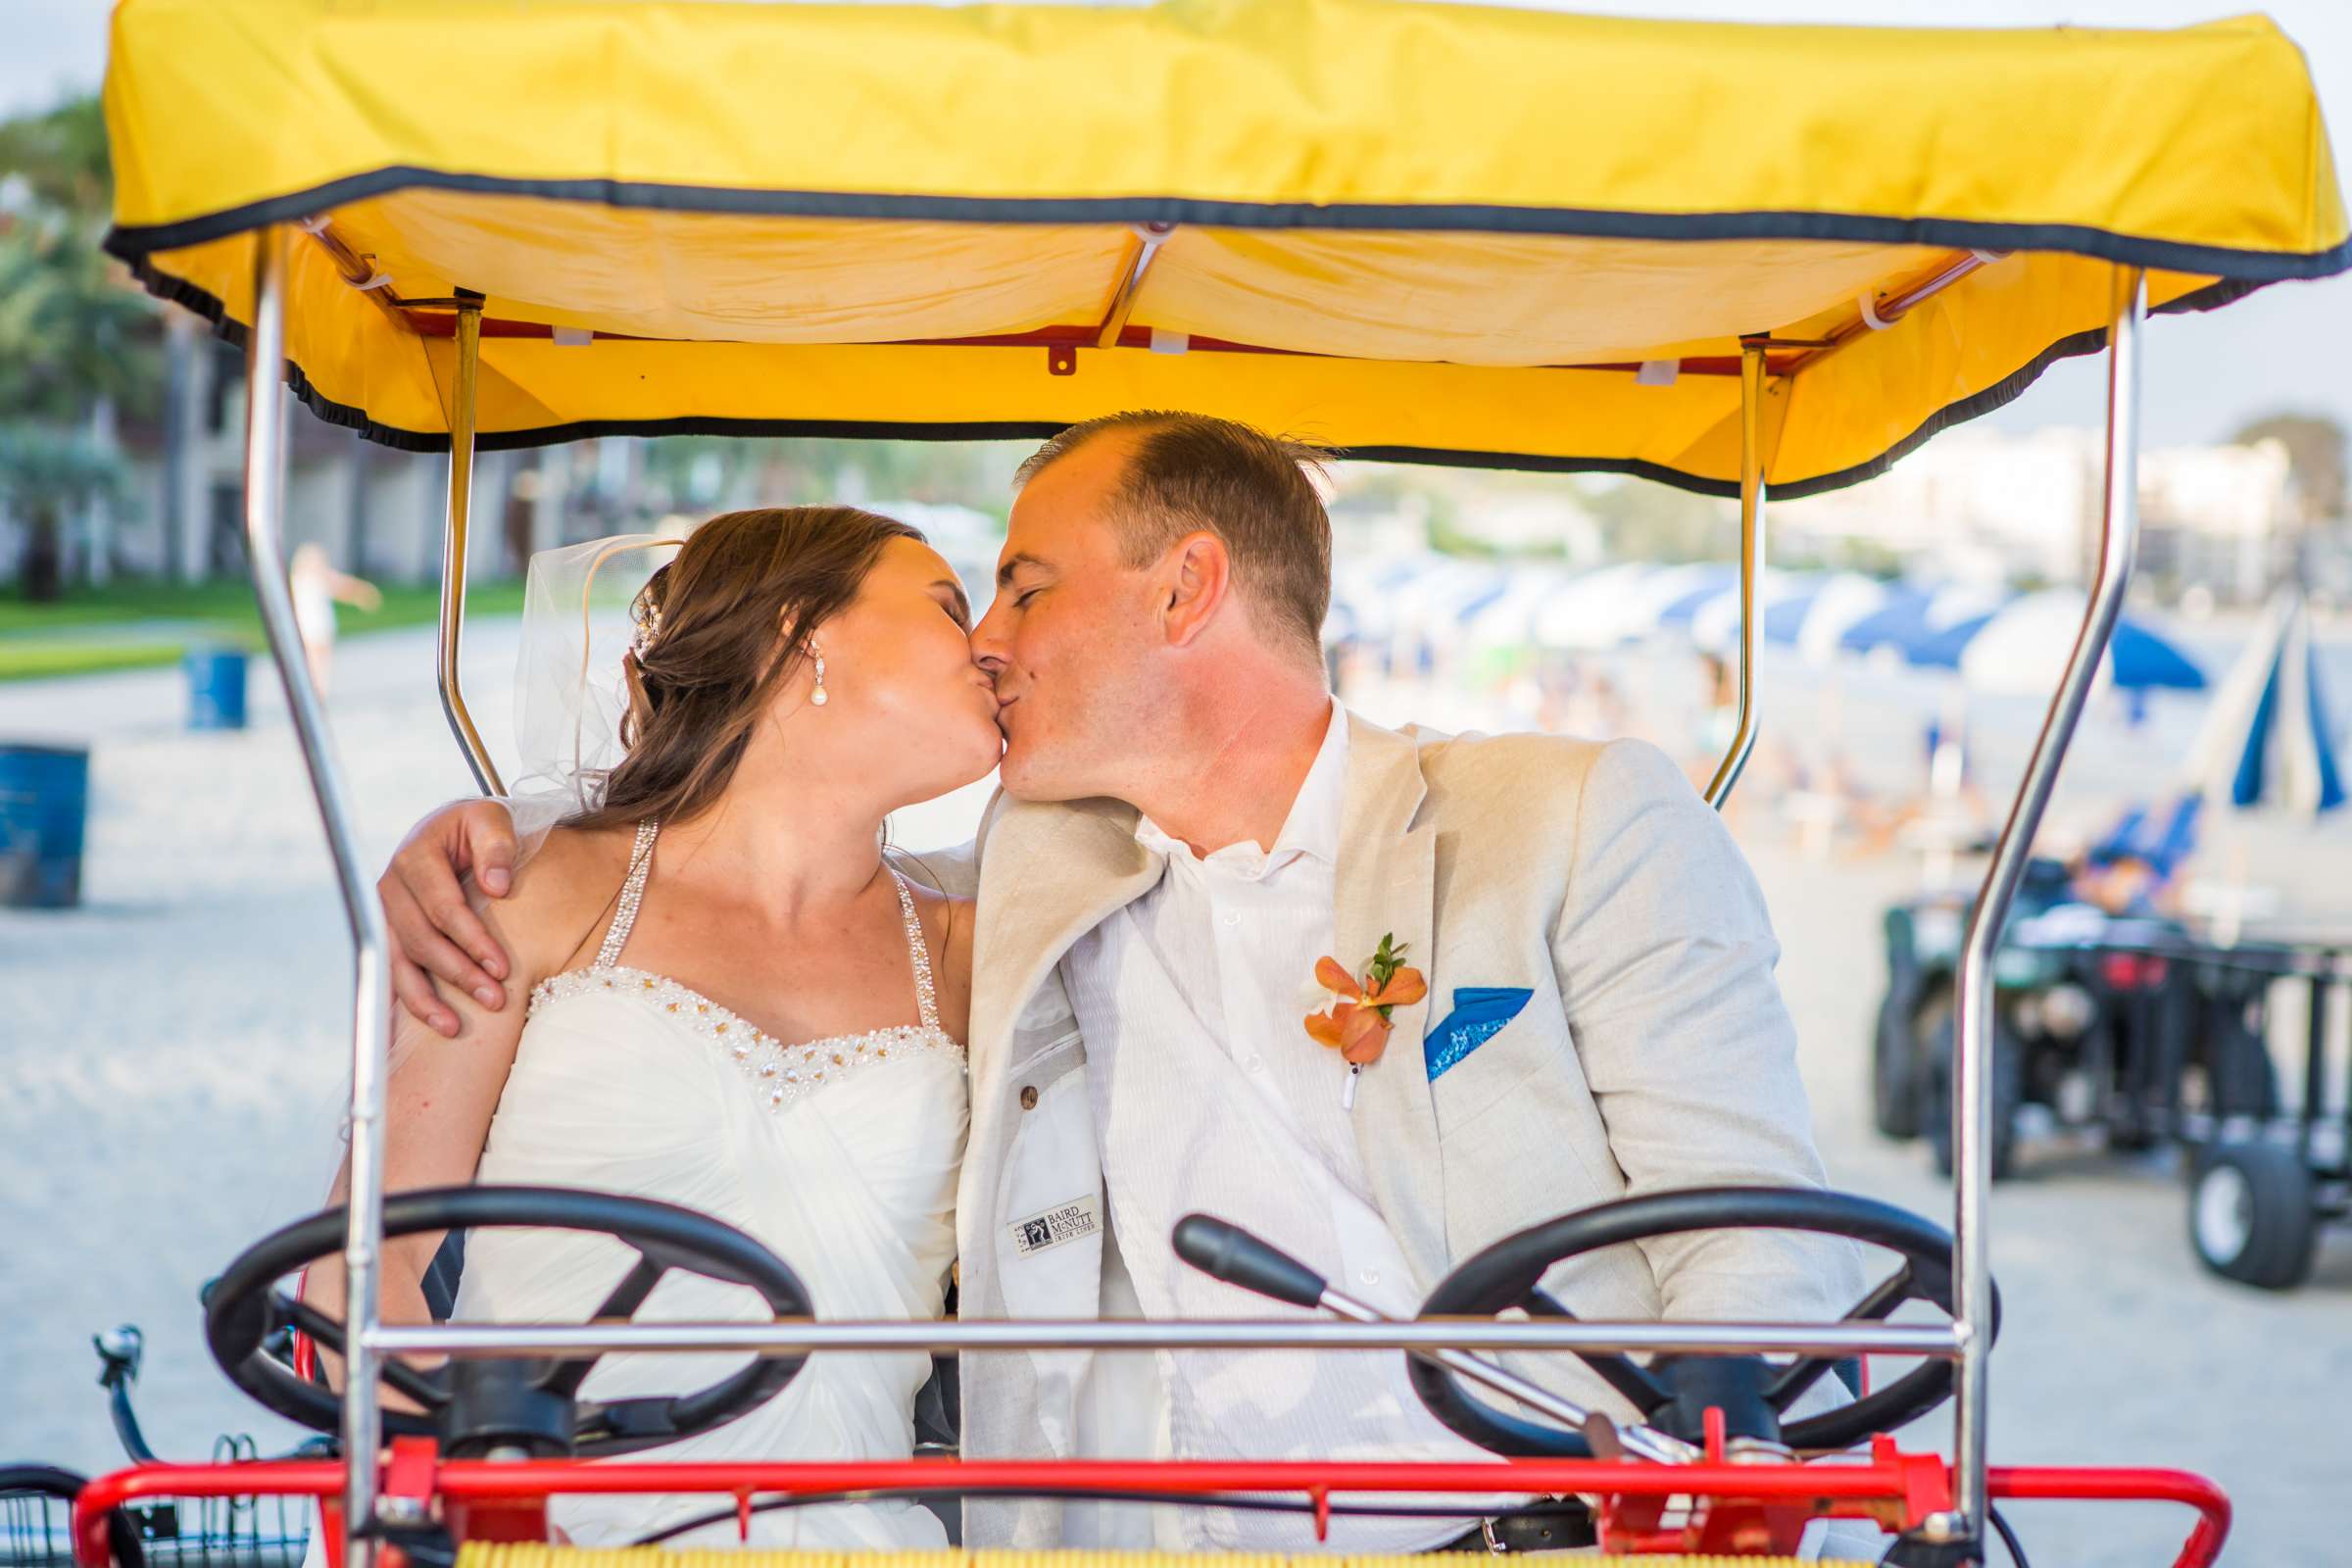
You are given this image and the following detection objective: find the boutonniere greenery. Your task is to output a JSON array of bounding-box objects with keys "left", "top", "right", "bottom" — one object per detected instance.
[{"left": 1305, "top": 933, "right": 1427, "bottom": 1109}]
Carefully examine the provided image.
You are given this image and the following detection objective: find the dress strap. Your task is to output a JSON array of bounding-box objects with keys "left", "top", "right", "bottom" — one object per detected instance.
[
  {"left": 594, "top": 819, "right": 661, "bottom": 970},
  {"left": 890, "top": 871, "right": 942, "bottom": 1032}
]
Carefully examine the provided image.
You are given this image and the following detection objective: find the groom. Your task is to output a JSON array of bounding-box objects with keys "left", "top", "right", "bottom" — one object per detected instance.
[{"left": 378, "top": 411, "right": 1861, "bottom": 1550}]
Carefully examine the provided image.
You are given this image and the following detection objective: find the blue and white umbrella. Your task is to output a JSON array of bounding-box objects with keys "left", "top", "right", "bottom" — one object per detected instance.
[
  {"left": 1325, "top": 555, "right": 1419, "bottom": 642},
  {"left": 1321, "top": 597, "right": 1364, "bottom": 644},
  {"left": 1686, "top": 569, "right": 1819, "bottom": 653},
  {"left": 1461, "top": 564, "right": 1578, "bottom": 649},
  {"left": 1531, "top": 561, "right": 1807, "bottom": 653},
  {"left": 1435, "top": 566, "right": 1514, "bottom": 629},
  {"left": 1332, "top": 553, "right": 1493, "bottom": 644},
  {"left": 2181, "top": 588, "right": 2345, "bottom": 817},
  {"left": 1908, "top": 590, "right": 2208, "bottom": 695},
  {"left": 1759, "top": 572, "right": 1897, "bottom": 664},
  {"left": 1648, "top": 564, "right": 1742, "bottom": 630},
  {"left": 1625, "top": 564, "right": 1740, "bottom": 639},
  {"left": 1529, "top": 562, "right": 1659, "bottom": 650},
  {"left": 1836, "top": 582, "right": 2011, "bottom": 664}
]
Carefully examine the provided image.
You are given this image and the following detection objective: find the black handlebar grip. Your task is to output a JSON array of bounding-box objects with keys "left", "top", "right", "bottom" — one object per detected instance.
[{"left": 1172, "top": 1213, "right": 1329, "bottom": 1308}]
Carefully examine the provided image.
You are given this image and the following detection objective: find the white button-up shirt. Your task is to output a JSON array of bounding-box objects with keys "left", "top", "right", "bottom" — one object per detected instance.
[{"left": 1059, "top": 701, "right": 1495, "bottom": 1552}]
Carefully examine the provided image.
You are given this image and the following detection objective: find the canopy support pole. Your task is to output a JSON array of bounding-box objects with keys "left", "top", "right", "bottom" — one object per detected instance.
[
  {"left": 439, "top": 291, "right": 505, "bottom": 795},
  {"left": 240, "top": 224, "right": 391, "bottom": 1568},
  {"left": 1094, "top": 221, "right": 1175, "bottom": 349},
  {"left": 1703, "top": 340, "right": 1768, "bottom": 810},
  {"left": 1775, "top": 249, "right": 2009, "bottom": 380},
  {"left": 1944, "top": 265, "right": 2144, "bottom": 1552}
]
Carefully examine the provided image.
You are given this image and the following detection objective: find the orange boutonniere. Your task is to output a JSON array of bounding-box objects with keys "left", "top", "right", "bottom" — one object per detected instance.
[{"left": 1305, "top": 933, "right": 1427, "bottom": 1109}]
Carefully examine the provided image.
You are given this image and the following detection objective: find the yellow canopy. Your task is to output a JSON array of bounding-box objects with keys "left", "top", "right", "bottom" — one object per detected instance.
[{"left": 104, "top": 0, "right": 2346, "bottom": 496}]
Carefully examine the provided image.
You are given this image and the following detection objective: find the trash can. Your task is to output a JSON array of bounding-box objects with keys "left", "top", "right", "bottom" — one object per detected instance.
[
  {"left": 184, "top": 645, "right": 249, "bottom": 730},
  {"left": 0, "top": 742, "right": 91, "bottom": 908}
]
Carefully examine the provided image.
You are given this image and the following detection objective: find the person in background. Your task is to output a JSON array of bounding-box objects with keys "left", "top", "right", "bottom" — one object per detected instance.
[{"left": 288, "top": 542, "right": 382, "bottom": 697}]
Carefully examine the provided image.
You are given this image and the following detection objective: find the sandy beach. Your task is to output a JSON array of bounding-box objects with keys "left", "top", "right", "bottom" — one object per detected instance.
[{"left": 4, "top": 617, "right": 2348, "bottom": 1565}]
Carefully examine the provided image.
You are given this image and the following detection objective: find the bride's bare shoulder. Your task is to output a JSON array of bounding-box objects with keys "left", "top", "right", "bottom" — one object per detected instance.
[{"left": 495, "top": 822, "right": 646, "bottom": 973}]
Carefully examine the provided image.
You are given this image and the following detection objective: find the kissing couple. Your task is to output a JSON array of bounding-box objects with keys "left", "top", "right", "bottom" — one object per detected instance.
[{"left": 323, "top": 410, "right": 1862, "bottom": 1552}]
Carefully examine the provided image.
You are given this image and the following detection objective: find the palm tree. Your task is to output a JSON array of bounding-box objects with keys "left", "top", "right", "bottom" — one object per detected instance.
[
  {"left": 0, "top": 94, "right": 111, "bottom": 216},
  {"left": 0, "top": 215, "right": 156, "bottom": 420},
  {"left": 0, "top": 422, "right": 125, "bottom": 601},
  {"left": 1, "top": 94, "right": 162, "bottom": 599}
]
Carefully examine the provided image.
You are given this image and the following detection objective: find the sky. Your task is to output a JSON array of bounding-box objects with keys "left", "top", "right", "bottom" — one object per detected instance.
[{"left": 11, "top": 0, "right": 2349, "bottom": 447}]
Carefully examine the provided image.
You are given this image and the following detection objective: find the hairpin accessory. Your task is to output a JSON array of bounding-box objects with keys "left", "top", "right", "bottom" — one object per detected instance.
[{"left": 629, "top": 590, "right": 662, "bottom": 658}]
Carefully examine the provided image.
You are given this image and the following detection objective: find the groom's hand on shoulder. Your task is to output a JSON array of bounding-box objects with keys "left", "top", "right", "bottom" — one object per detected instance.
[{"left": 380, "top": 799, "right": 520, "bottom": 1038}]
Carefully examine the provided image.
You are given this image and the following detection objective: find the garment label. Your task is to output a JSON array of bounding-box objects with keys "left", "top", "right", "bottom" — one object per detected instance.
[{"left": 1009, "top": 1195, "right": 1101, "bottom": 1258}]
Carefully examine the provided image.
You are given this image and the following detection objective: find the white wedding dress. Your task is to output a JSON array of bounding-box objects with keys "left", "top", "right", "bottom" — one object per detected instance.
[{"left": 452, "top": 819, "right": 968, "bottom": 1548}]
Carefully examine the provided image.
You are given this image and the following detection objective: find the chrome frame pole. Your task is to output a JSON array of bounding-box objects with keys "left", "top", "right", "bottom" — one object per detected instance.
[
  {"left": 1703, "top": 340, "right": 1769, "bottom": 809},
  {"left": 239, "top": 226, "right": 390, "bottom": 1568},
  {"left": 368, "top": 1316, "right": 1963, "bottom": 1359},
  {"left": 1948, "top": 266, "right": 2143, "bottom": 1544},
  {"left": 437, "top": 294, "right": 504, "bottom": 795}
]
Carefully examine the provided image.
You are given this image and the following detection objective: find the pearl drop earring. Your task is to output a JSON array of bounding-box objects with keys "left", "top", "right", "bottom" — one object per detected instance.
[{"left": 810, "top": 642, "right": 829, "bottom": 707}]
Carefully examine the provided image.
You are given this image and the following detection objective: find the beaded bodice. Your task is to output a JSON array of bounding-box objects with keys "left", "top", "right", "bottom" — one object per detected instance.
[{"left": 526, "top": 819, "right": 962, "bottom": 1111}]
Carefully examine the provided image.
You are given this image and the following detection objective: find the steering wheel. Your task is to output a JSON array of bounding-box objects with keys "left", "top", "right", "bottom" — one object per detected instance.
[
  {"left": 206, "top": 1185, "right": 813, "bottom": 1456},
  {"left": 1410, "top": 1187, "right": 1998, "bottom": 1456}
]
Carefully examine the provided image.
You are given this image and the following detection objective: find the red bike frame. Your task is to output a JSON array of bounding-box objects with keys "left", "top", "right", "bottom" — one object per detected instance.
[{"left": 74, "top": 1442, "right": 2229, "bottom": 1568}]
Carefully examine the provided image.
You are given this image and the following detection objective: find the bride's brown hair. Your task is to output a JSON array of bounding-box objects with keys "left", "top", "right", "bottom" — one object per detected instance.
[{"left": 567, "top": 505, "right": 922, "bottom": 832}]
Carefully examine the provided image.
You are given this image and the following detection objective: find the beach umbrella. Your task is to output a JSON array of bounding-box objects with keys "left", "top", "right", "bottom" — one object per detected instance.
[
  {"left": 1909, "top": 591, "right": 2208, "bottom": 695},
  {"left": 1618, "top": 564, "right": 1736, "bottom": 641},
  {"left": 1366, "top": 554, "right": 1434, "bottom": 591},
  {"left": 1827, "top": 585, "right": 1934, "bottom": 660},
  {"left": 1760, "top": 572, "right": 1896, "bottom": 664},
  {"left": 1461, "top": 564, "right": 1577, "bottom": 649},
  {"left": 1838, "top": 582, "right": 2011, "bottom": 663},
  {"left": 1445, "top": 568, "right": 1515, "bottom": 629},
  {"left": 2180, "top": 588, "right": 2345, "bottom": 818},
  {"left": 1687, "top": 569, "right": 1820, "bottom": 653},
  {"left": 1351, "top": 556, "right": 1514, "bottom": 657},
  {"left": 1649, "top": 564, "right": 1742, "bottom": 629},
  {"left": 1529, "top": 562, "right": 1658, "bottom": 650},
  {"left": 1417, "top": 563, "right": 1516, "bottom": 637},
  {"left": 1329, "top": 551, "right": 1457, "bottom": 643}
]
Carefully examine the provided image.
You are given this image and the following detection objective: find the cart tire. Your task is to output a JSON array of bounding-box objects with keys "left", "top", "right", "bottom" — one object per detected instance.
[
  {"left": 1925, "top": 1007, "right": 2022, "bottom": 1182},
  {"left": 2188, "top": 1141, "right": 2318, "bottom": 1290},
  {"left": 1872, "top": 982, "right": 1934, "bottom": 1140}
]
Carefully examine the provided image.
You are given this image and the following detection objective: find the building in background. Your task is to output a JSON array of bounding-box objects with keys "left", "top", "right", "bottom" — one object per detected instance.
[{"left": 1770, "top": 425, "right": 2312, "bottom": 605}]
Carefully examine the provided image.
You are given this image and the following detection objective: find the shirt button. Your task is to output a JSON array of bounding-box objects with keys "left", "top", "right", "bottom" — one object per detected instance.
[
  {"left": 1359, "top": 1268, "right": 1381, "bottom": 1288},
  {"left": 1221, "top": 911, "right": 1240, "bottom": 927},
  {"left": 1244, "top": 1054, "right": 1264, "bottom": 1073},
  {"left": 1018, "top": 1085, "right": 1039, "bottom": 1110}
]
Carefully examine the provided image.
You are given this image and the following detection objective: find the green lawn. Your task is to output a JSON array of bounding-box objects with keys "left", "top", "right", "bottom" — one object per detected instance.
[
  {"left": 0, "top": 642, "right": 192, "bottom": 680},
  {"left": 0, "top": 579, "right": 528, "bottom": 682}
]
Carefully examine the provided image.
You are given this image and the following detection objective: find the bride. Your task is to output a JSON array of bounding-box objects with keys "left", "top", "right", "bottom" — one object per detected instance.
[{"left": 304, "top": 505, "right": 1004, "bottom": 1549}]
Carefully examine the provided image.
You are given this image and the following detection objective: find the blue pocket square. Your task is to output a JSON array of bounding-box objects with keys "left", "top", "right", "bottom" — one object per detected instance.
[{"left": 1424, "top": 987, "right": 1534, "bottom": 1081}]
